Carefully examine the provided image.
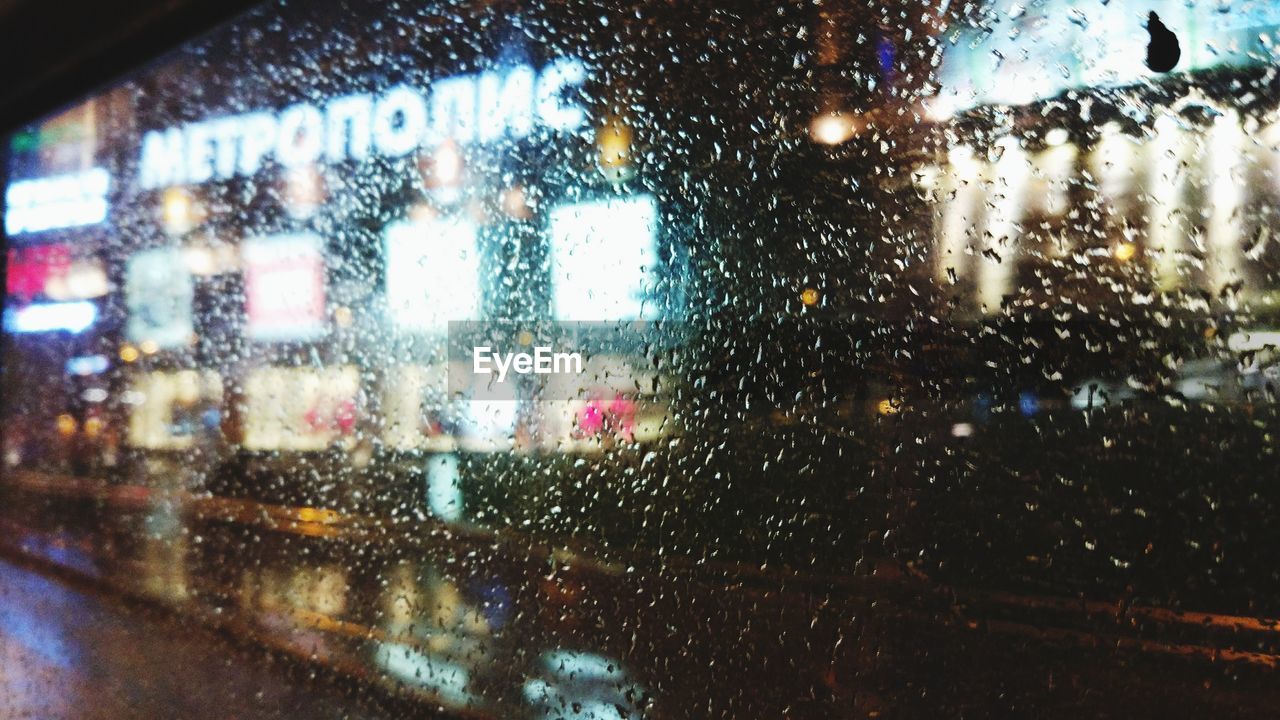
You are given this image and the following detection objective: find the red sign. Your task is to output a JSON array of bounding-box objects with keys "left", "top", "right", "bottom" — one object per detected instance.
[
  {"left": 7, "top": 244, "right": 71, "bottom": 299},
  {"left": 243, "top": 234, "right": 326, "bottom": 341}
]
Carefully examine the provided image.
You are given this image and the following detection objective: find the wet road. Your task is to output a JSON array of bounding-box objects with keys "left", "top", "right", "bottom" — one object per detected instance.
[
  {"left": 0, "top": 556, "right": 389, "bottom": 720},
  {"left": 7, "top": 469, "right": 1280, "bottom": 718}
]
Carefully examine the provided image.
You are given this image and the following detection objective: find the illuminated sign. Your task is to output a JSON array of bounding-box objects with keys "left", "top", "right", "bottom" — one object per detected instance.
[
  {"left": 242, "top": 365, "right": 359, "bottom": 450},
  {"left": 4, "top": 168, "right": 109, "bottom": 235},
  {"left": 385, "top": 216, "right": 482, "bottom": 332},
  {"left": 127, "top": 369, "right": 221, "bottom": 450},
  {"left": 126, "top": 248, "right": 194, "bottom": 348},
  {"left": 8, "top": 245, "right": 110, "bottom": 302},
  {"left": 243, "top": 234, "right": 326, "bottom": 341},
  {"left": 548, "top": 195, "right": 659, "bottom": 321},
  {"left": 7, "top": 244, "right": 70, "bottom": 299},
  {"left": 4, "top": 301, "right": 97, "bottom": 334},
  {"left": 931, "top": 2, "right": 1280, "bottom": 116},
  {"left": 139, "top": 58, "right": 587, "bottom": 189},
  {"left": 425, "top": 453, "right": 463, "bottom": 522}
]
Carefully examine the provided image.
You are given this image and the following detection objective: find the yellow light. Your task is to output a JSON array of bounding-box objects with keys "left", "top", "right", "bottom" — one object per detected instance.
[
  {"left": 162, "top": 188, "right": 197, "bottom": 234},
  {"left": 800, "top": 288, "right": 820, "bottom": 306},
  {"left": 140, "top": 339, "right": 160, "bottom": 355},
  {"left": 596, "top": 116, "right": 633, "bottom": 171},
  {"left": 1113, "top": 242, "right": 1137, "bottom": 262},
  {"left": 83, "top": 417, "right": 103, "bottom": 439},
  {"left": 56, "top": 413, "right": 77, "bottom": 437},
  {"left": 119, "top": 345, "right": 140, "bottom": 363},
  {"left": 810, "top": 111, "right": 855, "bottom": 145},
  {"left": 877, "top": 399, "right": 900, "bottom": 416},
  {"left": 296, "top": 507, "right": 339, "bottom": 524}
]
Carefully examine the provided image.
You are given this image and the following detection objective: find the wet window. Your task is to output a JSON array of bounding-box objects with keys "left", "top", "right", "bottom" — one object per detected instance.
[{"left": 5, "top": 0, "right": 1280, "bottom": 716}]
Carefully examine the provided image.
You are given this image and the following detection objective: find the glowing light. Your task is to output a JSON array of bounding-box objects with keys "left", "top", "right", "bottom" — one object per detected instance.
[
  {"left": 1018, "top": 392, "right": 1040, "bottom": 417},
  {"left": 378, "top": 642, "right": 474, "bottom": 705},
  {"left": 385, "top": 217, "right": 481, "bottom": 333},
  {"left": 432, "top": 141, "right": 464, "bottom": 186},
  {"left": 1207, "top": 110, "right": 1244, "bottom": 294},
  {"left": 242, "top": 234, "right": 327, "bottom": 342},
  {"left": 43, "top": 261, "right": 110, "bottom": 301},
  {"left": 119, "top": 345, "right": 140, "bottom": 363},
  {"left": 56, "top": 414, "right": 77, "bottom": 437},
  {"left": 810, "top": 112, "right": 855, "bottom": 145},
  {"left": 597, "top": 116, "right": 634, "bottom": 178},
  {"left": 979, "top": 137, "right": 1030, "bottom": 312},
  {"left": 183, "top": 246, "right": 215, "bottom": 275},
  {"left": 800, "top": 288, "right": 820, "bottom": 306},
  {"left": 548, "top": 195, "right": 659, "bottom": 321},
  {"left": 66, "top": 355, "right": 109, "bottom": 376},
  {"left": 4, "top": 168, "right": 109, "bottom": 235},
  {"left": 139, "top": 340, "right": 160, "bottom": 355},
  {"left": 4, "top": 301, "right": 97, "bottom": 334},
  {"left": 138, "top": 59, "right": 587, "bottom": 188},
  {"left": 877, "top": 398, "right": 899, "bottom": 415},
  {"left": 1113, "top": 242, "right": 1137, "bottom": 262},
  {"left": 923, "top": 95, "right": 958, "bottom": 123},
  {"left": 1149, "top": 111, "right": 1188, "bottom": 290},
  {"left": 81, "top": 388, "right": 108, "bottom": 403},
  {"left": 936, "top": 145, "right": 983, "bottom": 287},
  {"left": 161, "top": 187, "right": 199, "bottom": 234},
  {"left": 1033, "top": 143, "right": 1077, "bottom": 222},
  {"left": 1045, "top": 128, "right": 1070, "bottom": 147},
  {"left": 426, "top": 453, "right": 463, "bottom": 522},
  {"left": 83, "top": 417, "right": 103, "bottom": 439},
  {"left": 1227, "top": 330, "right": 1280, "bottom": 352}
]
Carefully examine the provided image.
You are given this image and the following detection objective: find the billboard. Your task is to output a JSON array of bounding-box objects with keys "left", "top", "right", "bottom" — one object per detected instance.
[
  {"left": 242, "top": 366, "right": 360, "bottom": 451},
  {"left": 931, "top": 0, "right": 1280, "bottom": 116},
  {"left": 243, "top": 233, "right": 326, "bottom": 341},
  {"left": 385, "top": 216, "right": 482, "bottom": 333},
  {"left": 126, "top": 370, "right": 222, "bottom": 450},
  {"left": 548, "top": 195, "right": 658, "bottom": 321},
  {"left": 126, "top": 247, "right": 194, "bottom": 348}
]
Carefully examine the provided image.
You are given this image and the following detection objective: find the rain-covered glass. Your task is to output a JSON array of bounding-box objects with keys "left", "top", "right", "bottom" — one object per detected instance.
[{"left": 5, "top": 0, "right": 1280, "bottom": 716}]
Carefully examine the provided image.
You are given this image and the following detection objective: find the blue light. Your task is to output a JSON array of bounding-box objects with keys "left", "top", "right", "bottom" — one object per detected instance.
[
  {"left": 1019, "top": 391, "right": 1040, "bottom": 418},
  {"left": 876, "top": 35, "right": 895, "bottom": 78},
  {"left": 5, "top": 301, "right": 98, "bottom": 334},
  {"left": 65, "top": 354, "right": 109, "bottom": 375}
]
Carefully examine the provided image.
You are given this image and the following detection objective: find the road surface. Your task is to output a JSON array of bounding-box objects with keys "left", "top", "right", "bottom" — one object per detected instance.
[{"left": 0, "top": 555, "right": 392, "bottom": 720}]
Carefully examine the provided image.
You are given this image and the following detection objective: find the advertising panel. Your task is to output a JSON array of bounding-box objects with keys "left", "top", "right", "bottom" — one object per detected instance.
[
  {"left": 932, "top": 1, "right": 1280, "bottom": 116},
  {"left": 243, "top": 234, "right": 326, "bottom": 341},
  {"left": 385, "top": 217, "right": 482, "bottom": 333},
  {"left": 242, "top": 366, "right": 360, "bottom": 451},
  {"left": 126, "top": 247, "right": 194, "bottom": 348},
  {"left": 548, "top": 195, "right": 658, "bottom": 322}
]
